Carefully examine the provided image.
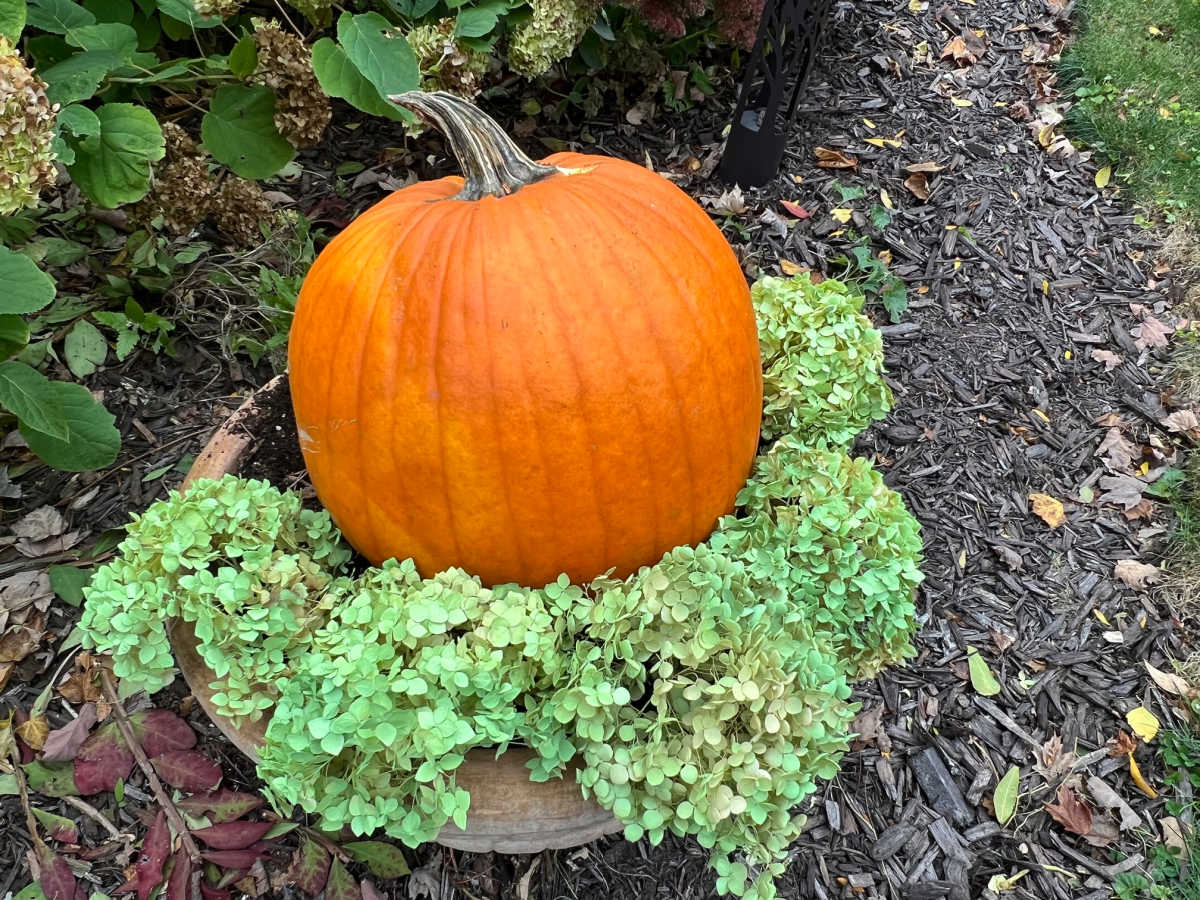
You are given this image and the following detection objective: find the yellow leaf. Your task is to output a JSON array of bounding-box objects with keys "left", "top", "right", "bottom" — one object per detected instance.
[
  {"left": 1029, "top": 493, "right": 1066, "bottom": 528},
  {"left": 15, "top": 715, "right": 48, "bottom": 751},
  {"left": 1130, "top": 753, "right": 1158, "bottom": 798},
  {"left": 1093, "top": 609, "right": 1111, "bottom": 626},
  {"left": 952, "top": 97, "right": 974, "bottom": 107},
  {"left": 907, "top": 0, "right": 927, "bottom": 11},
  {"left": 881, "top": 189, "right": 893, "bottom": 209},
  {"left": 863, "top": 118, "right": 876, "bottom": 128},
  {"left": 1126, "top": 706, "right": 1160, "bottom": 742},
  {"left": 1042, "top": 279, "right": 1049, "bottom": 295},
  {"left": 865, "top": 137, "right": 889, "bottom": 148},
  {"left": 1095, "top": 165, "right": 1111, "bottom": 188},
  {"left": 1148, "top": 25, "right": 1163, "bottom": 35},
  {"left": 988, "top": 870, "right": 1029, "bottom": 893},
  {"left": 830, "top": 208, "right": 853, "bottom": 223},
  {"left": 780, "top": 259, "right": 805, "bottom": 276},
  {"left": 1033, "top": 408, "right": 1050, "bottom": 422},
  {"left": 1160, "top": 107, "right": 1172, "bottom": 118}
]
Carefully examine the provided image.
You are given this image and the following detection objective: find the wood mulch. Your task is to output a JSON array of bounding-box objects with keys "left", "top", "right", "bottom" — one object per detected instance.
[{"left": 1, "top": 0, "right": 1196, "bottom": 896}]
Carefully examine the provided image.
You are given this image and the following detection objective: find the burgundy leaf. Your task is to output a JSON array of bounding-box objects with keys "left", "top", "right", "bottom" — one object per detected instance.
[
  {"left": 13, "top": 708, "right": 35, "bottom": 764},
  {"left": 325, "top": 858, "right": 361, "bottom": 900},
  {"left": 176, "top": 789, "right": 264, "bottom": 824},
  {"left": 73, "top": 723, "right": 133, "bottom": 794},
  {"left": 192, "top": 821, "right": 274, "bottom": 851},
  {"left": 200, "top": 885, "right": 232, "bottom": 900},
  {"left": 33, "top": 807, "right": 79, "bottom": 843},
  {"left": 136, "top": 811, "right": 171, "bottom": 900},
  {"left": 166, "top": 846, "right": 194, "bottom": 900},
  {"left": 201, "top": 843, "right": 270, "bottom": 869},
  {"left": 151, "top": 750, "right": 222, "bottom": 792},
  {"left": 131, "top": 709, "right": 196, "bottom": 757},
  {"left": 36, "top": 842, "right": 84, "bottom": 900},
  {"left": 42, "top": 703, "right": 97, "bottom": 763},
  {"left": 780, "top": 200, "right": 810, "bottom": 219},
  {"left": 286, "top": 833, "right": 331, "bottom": 895}
]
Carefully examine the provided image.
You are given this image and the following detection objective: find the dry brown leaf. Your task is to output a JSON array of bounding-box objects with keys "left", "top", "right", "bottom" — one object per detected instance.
[
  {"left": 903, "top": 173, "right": 931, "bottom": 200},
  {"left": 905, "top": 160, "right": 945, "bottom": 173},
  {"left": 15, "top": 715, "right": 48, "bottom": 751},
  {"left": 1161, "top": 817, "right": 1190, "bottom": 858},
  {"left": 0, "top": 622, "right": 42, "bottom": 663},
  {"left": 11, "top": 506, "right": 66, "bottom": 542},
  {"left": 814, "top": 147, "right": 858, "bottom": 169},
  {"left": 1144, "top": 661, "right": 1194, "bottom": 697},
  {"left": 1097, "top": 427, "right": 1137, "bottom": 472},
  {"left": 1086, "top": 775, "right": 1142, "bottom": 831},
  {"left": 1108, "top": 731, "right": 1138, "bottom": 757},
  {"left": 706, "top": 187, "right": 747, "bottom": 216},
  {"left": 15, "top": 531, "right": 82, "bottom": 558},
  {"left": 1098, "top": 474, "right": 1146, "bottom": 509},
  {"left": 779, "top": 259, "right": 808, "bottom": 277},
  {"left": 990, "top": 628, "right": 1016, "bottom": 652},
  {"left": 1134, "top": 316, "right": 1172, "bottom": 350},
  {"left": 1164, "top": 410, "right": 1200, "bottom": 433},
  {"left": 1029, "top": 493, "right": 1066, "bottom": 528},
  {"left": 1044, "top": 786, "right": 1093, "bottom": 836},
  {"left": 0, "top": 570, "right": 52, "bottom": 613},
  {"left": 1081, "top": 817, "right": 1119, "bottom": 848},
  {"left": 940, "top": 31, "right": 985, "bottom": 65},
  {"left": 1114, "top": 559, "right": 1160, "bottom": 590},
  {"left": 1091, "top": 348, "right": 1123, "bottom": 370},
  {"left": 1034, "top": 734, "right": 1077, "bottom": 781},
  {"left": 57, "top": 651, "right": 109, "bottom": 705}
]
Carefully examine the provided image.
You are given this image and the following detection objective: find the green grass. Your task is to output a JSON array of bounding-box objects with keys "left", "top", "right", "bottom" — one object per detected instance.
[{"left": 1062, "top": 0, "right": 1200, "bottom": 222}]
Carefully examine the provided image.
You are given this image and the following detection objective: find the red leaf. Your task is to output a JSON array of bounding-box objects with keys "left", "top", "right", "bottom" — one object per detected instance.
[
  {"left": 176, "top": 789, "right": 263, "bottom": 824},
  {"left": 286, "top": 833, "right": 331, "bottom": 895},
  {"left": 325, "top": 858, "right": 361, "bottom": 900},
  {"left": 193, "top": 821, "right": 274, "bottom": 851},
  {"left": 37, "top": 843, "right": 84, "bottom": 900},
  {"left": 42, "top": 704, "right": 98, "bottom": 763},
  {"left": 136, "top": 811, "right": 171, "bottom": 900},
  {"left": 73, "top": 723, "right": 133, "bottom": 795},
  {"left": 151, "top": 750, "right": 222, "bottom": 792},
  {"left": 361, "top": 880, "right": 386, "bottom": 900},
  {"left": 1044, "top": 785, "right": 1093, "bottom": 836},
  {"left": 166, "top": 846, "right": 194, "bottom": 900},
  {"left": 131, "top": 710, "right": 196, "bottom": 757},
  {"left": 201, "top": 843, "right": 270, "bottom": 869},
  {"left": 780, "top": 201, "right": 810, "bottom": 220},
  {"left": 200, "top": 885, "right": 232, "bottom": 900}
]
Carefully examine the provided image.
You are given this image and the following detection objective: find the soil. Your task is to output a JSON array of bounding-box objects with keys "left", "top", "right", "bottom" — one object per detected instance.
[
  {"left": 239, "top": 376, "right": 306, "bottom": 488},
  {"left": 2, "top": 0, "right": 1197, "bottom": 896}
]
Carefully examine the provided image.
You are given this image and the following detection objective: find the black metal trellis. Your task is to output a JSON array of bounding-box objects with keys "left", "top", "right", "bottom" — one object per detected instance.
[{"left": 719, "top": 0, "right": 838, "bottom": 188}]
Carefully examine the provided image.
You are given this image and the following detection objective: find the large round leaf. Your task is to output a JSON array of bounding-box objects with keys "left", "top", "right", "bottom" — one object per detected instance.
[
  {"left": 18, "top": 378, "right": 119, "bottom": 471},
  {"left": 25, "top": 0, "right": 94, "bottom": 35},
  {"left": 0, "top": 361, "right": 69, "bottom": 440},
  {"left": 155, "top": 0, "right": 220, "bottom": 27},
  {"left": 336, "top": 12, "right": 418, "bottom": 98},
  {"left": 0, "top": 316, "right": 30, "bottom": 359},
  {"left": 40, "top": 49, "right": 124, "bottom": 105},
  {"left": 0, "top": 0, "right": 26, "bottom": 41},
  {"left": 310, "top": 38, "right": 407, "bottom": 122},
  {"left": 67, "top": 102, "right": 164, "bottom": 208},
  {"left": 201, "top": 85, "right": 295, "bottom": 180},
  {"left": 64, "top": 22, "right": 137, "bottom": 58},
  {"left": 0, "top": 246, "right": 56, "bottom": 315}
]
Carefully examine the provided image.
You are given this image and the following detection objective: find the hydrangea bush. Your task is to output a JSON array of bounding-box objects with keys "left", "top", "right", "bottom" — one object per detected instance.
[{"left": 81, "top": 274, "right": 922, "bottom": 900}]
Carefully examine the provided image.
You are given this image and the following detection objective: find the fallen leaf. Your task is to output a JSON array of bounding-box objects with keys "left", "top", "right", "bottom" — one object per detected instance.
[
  {"left": 343, "top": 841, "right": 411, "bottom": 879},
  {"left": 1044, "top": 786, "right": 1092, "bottom": 836},
  {"left": 361, "top": 881, "right": 386, "bottom": 900},
  {"left": 1126, "top": 706, "right": 1160, "bottom": 742},
  {"left": 177, "top": 789, "right": 265, "bottom": 824},
  {"left": 192, "top": 821, "right": 275, "bottom": 851},
  {"left": 325, "top": 858, "right": 360, "bottom": 900},
  {"left": 814, "top": 147, "right": 858, "bottom": 168},
  {"left": 1164, "top": 410, "right": 1200, "bottom": 433},
  {"left": 201, "top": 844, "right": 272, "bottom": 870},
  {"left": 905, "top": 161, "right": 945, "bottom": 173},
  {"left": 1086, "top": 775, "right": 1141, "bottom": 831},
  {"left": 1161, "top": 817, "right": 1189, "bottom": 858},
  {"left": 16, "top": 715, "right": 49, "bottom": 751},
  {"left": 850, "top": 705, "right": 890, "bottom": 752},
  {"left": 779, "top": 259, "right": 808, "bottom": 277},
  {"left": 15, "top": 531, "right": 82, "bottom": 558},
  {"left": 136, "top": 811, "right": 171, "bottom": 900},
  {"left": 1098, "top": 474, "right": 1146, "bottom": 509},
  {"left": 1114, "top": 560, "right": 1160, "bottom": 590},
  {"left": 12, "top": 506, "right": 67, "bottom": 542},
  {"left": 987, "top": 870, "right": 1029, "bottom": 892},
  {"left": 1081, "top": 817, "right": 1119, "bottom": 848},
  {"left": 1091, "top": 348, "right": 1123, "bottom": 370},
  {"left": 36, "top": 841, "right": 84, "bottom": 900},
  {"left": 967, "top": 647, "right": 1001, "bottom": 696},
  {"left": 780, "top": 200, "right": 809, "bottom": 219},
  {"left": 1029, "top": 493, "right": 1066, "bottom": 528},
  {"left": 830, "top": 208, "right": 853, "bottom": 224},
  {"left": 33, "top": 806, "right": 79, "bottom": 843},
  {"left": 994, "top": 766, "right": 1019, "bottom": 825},
  {"left": 940, "top": 34, "right": 983, "bottom": 64},
  {"left": 286, "top": 833, "right": 331, "bottom": 895},
  {"left": 1095, "top": 165, "right": 1111, "bottom": 188},
  {"left": 1144, "top": 662, "right": 1194, "bottom": 697},
  {"left": 0, "top": 570, "right": 52, "bottom": 613},
  {"left": 1109, "top": 731, "right": 1138, "bottom": 757},
  {"left": 1129, "top": 753, "right": 1157, "bottom": 798},
  {"left": 41, "top": 704, "right": 99, "bottom": 763},
  {"left": 706, "top": 187, "right": 747, "bottom": 216},
  {"left": 151, "top": 749, "right": 223, "bottom": 792},
  {"left": 407, "top": 851, "right": 442, "bottom": 900},
  {"left": 0, "top": 621, "right": 43, "bottom": 663},
  {"left": 1134, "top": 316, "right": 1171, "bottom": 349},
  {"left": 166, "top": 847, "right": 193, "bottom": 900},
  {"left": 1097, "top": 428, "right": 1137, "bottom": 472},
  {"left": 904, "top": 173, "right": 931, "bottom": 200},
  {"left": 1034, "top": 734, "right": 1077, "bottom": 781}
]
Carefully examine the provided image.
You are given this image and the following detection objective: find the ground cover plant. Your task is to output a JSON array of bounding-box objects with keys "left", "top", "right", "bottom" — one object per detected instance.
[
  {"left": 77, "top": 272, "right": 924, "bottom": 900},
  {"left": 1063, "top": 0, "right": 1200, "bottom": 222}
]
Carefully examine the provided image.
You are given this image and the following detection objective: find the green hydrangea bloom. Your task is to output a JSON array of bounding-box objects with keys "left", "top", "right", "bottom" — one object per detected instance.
[
  {"left": 0, "top": 37, "right": 57, "bottom": 215},
  {"left": 507, "top": 0, "right": 601, "bottom": 77},
  {"left": 407, "top": 19, "right": 491, "bottom": 97},
  {"left": 753, "top": 274, "right": 892, "bottom": 446}
]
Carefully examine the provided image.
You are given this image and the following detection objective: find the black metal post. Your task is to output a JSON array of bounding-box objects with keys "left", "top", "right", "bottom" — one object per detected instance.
[{"left": 719, "top": 0, "right": 838, "bottom": 188}]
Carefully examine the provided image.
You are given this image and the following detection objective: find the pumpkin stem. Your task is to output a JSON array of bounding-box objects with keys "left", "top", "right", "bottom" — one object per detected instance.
[{"left": 391, "top": 91, "right": 559, "bottom": 201}]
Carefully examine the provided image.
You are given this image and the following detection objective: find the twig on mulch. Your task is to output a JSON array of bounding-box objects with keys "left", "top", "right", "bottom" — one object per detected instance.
[
  {"left": 99, "top": 669, "right": 203, "bottom": 867},
  {"left": 62, "top": 795, "right": 127, "bottom": 842}
]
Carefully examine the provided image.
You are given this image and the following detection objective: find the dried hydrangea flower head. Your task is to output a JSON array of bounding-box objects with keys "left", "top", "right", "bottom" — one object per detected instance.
[
  {"left": 0, "top": 36, "right": 58, "bottom": 215},
  {"left": 507, "top": 0, "right": 603, "bottom": 77},
  {"left": 193, "top": 0, "right": 241, "bottom": 17},
  {"left": 252, "top": 20, "right": 331, "bottom": 148},
  {"left": 134, "top": 122, "right": 216, "bottom": 234},
  {"left": 406, "top": 19, "right": 491, "bottom": 98}
]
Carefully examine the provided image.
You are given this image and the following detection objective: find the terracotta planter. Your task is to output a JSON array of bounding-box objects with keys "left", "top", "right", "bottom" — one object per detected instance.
[{"left": 173, "top": 375, "right": 621, "bottom": 853}]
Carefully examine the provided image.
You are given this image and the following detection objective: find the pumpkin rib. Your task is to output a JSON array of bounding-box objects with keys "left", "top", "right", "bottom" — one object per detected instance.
[{"left": 509, "top": 192, "right": 613, "bottom": 571}]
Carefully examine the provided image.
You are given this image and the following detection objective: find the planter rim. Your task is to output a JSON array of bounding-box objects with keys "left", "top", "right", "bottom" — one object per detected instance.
[{"left": 173, "top": 374, "right": 621, "bottom": 853}]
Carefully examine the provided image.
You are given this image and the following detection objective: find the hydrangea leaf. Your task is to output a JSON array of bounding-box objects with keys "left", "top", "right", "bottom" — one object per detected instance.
[
  {"left": 67, "top": 101, "right": 164, "bottom": 207},
  {"left": 200, "top": 84, "right": 295, "bottom": 179}
]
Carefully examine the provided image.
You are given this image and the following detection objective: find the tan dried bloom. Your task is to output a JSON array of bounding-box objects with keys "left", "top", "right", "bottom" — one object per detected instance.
[
  {"left": 132, "top": 122, "right": 216, "bottom": 235},
  {"left": 252, "top": 20, "right": 331, "bottom": 148},
  {"left": 0, "top": 37, "right": 58, "bottom": 215},
  {"left": 193, "top": 0, "right": 242, "bottom": 17},
  {"left": 406, "top": 19, "right": 490, "bottom": 98},
  {"left": 209, "top": 176, "right": 277, "bottom": 246}
]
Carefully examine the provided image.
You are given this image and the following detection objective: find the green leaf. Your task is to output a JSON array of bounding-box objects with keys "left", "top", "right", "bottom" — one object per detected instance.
[
  {"left": 25, "top": 0, "right": 95, "bottom": 35},
  {"left": 22, "top": 760, "right": 80, "bottom": 797},
  {"left": 67, "top": 102, "right": 164, "bottom": 208},
  {"left": 155, "top": 0, "right": 220, "bottom": 27},
  {"left": 201, "top": 85, "right": 295, "bottom": 180},
  {"left": 64, "top": 22, "right": 137, "bottom": 58},
  {"left": 35, "top": 236, "right": 90, "bottom": 266},
  {"left": 83, "top": 0, "right": 134, "bottom": 23},
  {"left": 19, "top": 378, "right": 119, "bottom": 471},
  {"left": 0, "top": 361, "right": 70, "bottom": 439},
  {"left": 0, "top": 0, "right": 26, "bottom": 41},
  {"left": 342, "top": 841, "right": 410, "bottom": 879},
  {"left": 310, "top": 37, "right": 407, "bottom": 122},
  {"left": 63, "top": 318, "right": 107, "bottom": 378},
  {"left": 993, "top": 765, "right": 1019, "bottom": 825},
  {"left": 14, "top": 882, "right": 46, "bottom": 900},
  {"left": 454, "top": 3, "right": 504, "bottom": 38},
  {"left": 41, "top": 49, "right": 124, "bottom": 105},
  {"left": 49, "top": 564, "right": 91, "bottom": 606},
  {"left": 0, "top": 315, "right": 30, "bottom": 359},
  {"left": 0, "top": 246, "right": 56, "bottom": 315},
  {"left": 227, "top": 34, "right": 257, "bottom": 77},
  {"left": 324, "top": 858, "right": 358, "bottom": 900},
  {"left": 967, "top": 647, "right": 1001, "bottom": 697},
  {"left": 337, "top": 12, "right": 418, "bottom": 97}
]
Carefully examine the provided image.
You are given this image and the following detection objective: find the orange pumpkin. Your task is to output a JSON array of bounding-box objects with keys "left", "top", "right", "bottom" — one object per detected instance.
[{"left": 288, "top": 92, "right": 762, "bottom": 587}]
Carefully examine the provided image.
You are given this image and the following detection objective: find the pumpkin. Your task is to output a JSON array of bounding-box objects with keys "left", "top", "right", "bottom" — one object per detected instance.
[{"left": 288, "top": 92, "right": 762, "bottom": 587}]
